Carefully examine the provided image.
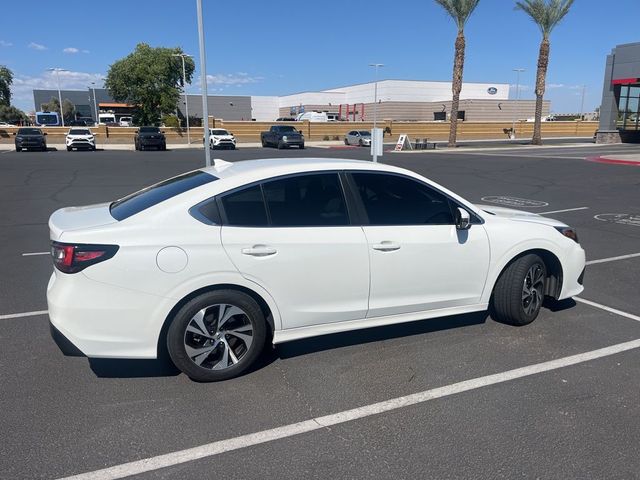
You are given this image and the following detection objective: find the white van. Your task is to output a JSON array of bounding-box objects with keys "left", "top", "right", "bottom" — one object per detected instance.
[
  {"left": 119, "top": 116, "right": 133, "bottom": 127},
  {"left": 98, "top": 113, "right": 116, "bottom": 125},
  {"left": 296, "top": 111, "right": 328, "bottom": 122}
]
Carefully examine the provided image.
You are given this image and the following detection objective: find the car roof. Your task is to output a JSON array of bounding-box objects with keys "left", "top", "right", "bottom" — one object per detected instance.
[{"left": 200, "top": 157, "right": 408, "bottom": 182}]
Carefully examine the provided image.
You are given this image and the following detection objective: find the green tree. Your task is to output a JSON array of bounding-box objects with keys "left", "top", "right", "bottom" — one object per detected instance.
[
  {"left": 0, "top": 105, "right": 28, "bottom": 124},
  {"left": 434, "top": 0, "right": 480, "bottom": 147},
  {"left": 41, "top": 97, "right": 60, "bottom": 113},
  {"left": 0, "top": 65, "right": 14, "bottom": 106},
  {"left": 62, "top": 99, "right": 76, "bottom": 123},
  {"left": 105, "top": 43, "right": 195, "bottom": 125},
  {"left": 516, "top": 0, "right": 574, "bottom": 145}
]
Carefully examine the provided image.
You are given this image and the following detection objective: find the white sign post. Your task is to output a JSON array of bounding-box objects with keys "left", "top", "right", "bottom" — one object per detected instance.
[
  {"left": 370, "top": 128, "right": 383, "bottom": 159},
  {"left": 394, "top": 134, "right": 413, "bottom": 151}
]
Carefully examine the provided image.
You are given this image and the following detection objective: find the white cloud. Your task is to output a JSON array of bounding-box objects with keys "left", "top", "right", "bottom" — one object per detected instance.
[
  {"left": 28, "top": 42, "right": 47, "bottom": 51},
  {"left": 547, "top": 83, "right": 565, "bottom": 89},
  {"left": 0, "top": 40, "right": 12, "bottom": 47},
  {"left": 10, "top": 70, "right": 105, "bottom": 110},
  {"left": 82, "top": 49, "right": 90, "bottom": 54},
  {"left": 206, "top": 73, "right": 263, "bottom": 86},
  {"left": 63, "top": 47, "right": 79, "bottom": 54}
]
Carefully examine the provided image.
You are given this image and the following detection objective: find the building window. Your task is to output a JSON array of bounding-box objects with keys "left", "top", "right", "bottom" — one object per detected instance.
[
  {"left": 434, "top": 112, "right": 446, "bottom": 121},
  {"left": 617, "top": 84, "right": 640, "bottom": 131}
]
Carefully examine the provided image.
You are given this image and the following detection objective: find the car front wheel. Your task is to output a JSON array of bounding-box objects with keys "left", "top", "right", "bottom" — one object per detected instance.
[
  {"left": 167, "top": 290, "right": 267, "bottom": 381},
  {"left": 491, "top": 254, "right": 546, "bottom": 326}
]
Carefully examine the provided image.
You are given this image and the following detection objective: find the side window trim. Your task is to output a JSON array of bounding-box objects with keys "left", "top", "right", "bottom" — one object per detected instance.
[{"left": 345, "top": 170, "right": 484, "bottom": 226}]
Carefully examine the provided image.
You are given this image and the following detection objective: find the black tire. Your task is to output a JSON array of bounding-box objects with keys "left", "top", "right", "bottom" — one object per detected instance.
[
  {"left": 344, "top": 138, "right": 349, "bottom": 145},
  {"left": 161, "top": 143, "right": 167, "bottom": 151},
  {"left": 91, "top": 146, "right": 96, "bottom": 151},
  {"left": 66, "top": 146, "right": 72, "bottom": 151},
  {"left": 299, "top": 143, "right": 305, "bottom": 149},
  {"left": 277, "top": 140, "right": 285, "bottom": 149},
  {"left": 167, "top": 290, "right": 267, "bottom": 382},
  {"left": 359, "top": 139, "right": 364, "bottom": 146},
  {"left": 42, "top": 145, "right": 47, "bottom": 152},
  {"left": 491, "top": 254, "right": 547, "bottom": 326},
  {"left": 261, "top": 138, "right": 267, "bottom": 148},
  {"left": 15, "top": 147, "right": 21, "bottom": 152}
]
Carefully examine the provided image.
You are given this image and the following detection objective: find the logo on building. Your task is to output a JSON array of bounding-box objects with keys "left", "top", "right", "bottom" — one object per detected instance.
[{"left": 487, "top": 87, "right": 498, "bottom": 95}]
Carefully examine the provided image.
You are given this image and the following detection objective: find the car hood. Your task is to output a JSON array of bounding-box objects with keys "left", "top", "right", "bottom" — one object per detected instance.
[
  {"left": 17, "top": 134, "right": 44, "bottom": 138},
  {"left": 67, "top": 134, "right": 94, "bottom": 138},
  {"left": 138, "top": 132, "right": 163, "bottom": 137},
  {"left": 475, "top": 204, "right": 567, "bottom": 228}
]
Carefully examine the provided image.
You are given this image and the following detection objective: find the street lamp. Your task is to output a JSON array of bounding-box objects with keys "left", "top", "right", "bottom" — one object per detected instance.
[
  {"left": 196, "top": 0, "right": 211, "bottom": 167},
  {"left": 47, "top": 67, "right": 68, "bottom": 127},
  {"left": 172, "top": 53, "right": 194, "bottom": 144},
  {"left": 579, "top": 85, "right": 587, "bottom": 120},
  {"left": 369, "top": 63, "right": 384, "bottom": 162},
  {"left": 89, "top": 82, "right": 99, "bottom": 126},
  {"left": 511, "top": 68, "right": 525, "bottom": 139}
]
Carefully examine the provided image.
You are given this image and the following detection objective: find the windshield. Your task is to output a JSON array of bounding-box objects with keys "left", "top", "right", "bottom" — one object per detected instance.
[
  {"left": 17, "top": 128, "right": 43, "bottom": 135},
  {"left": 36, "top": 114, "right": 58, "bottom": 125},
  {"left": 278, "top": 126, "right": 297, "bottom": 132},
  {"left": 358, "top": 131, "right": 371, "bottom": 136},
  {"left": 210, "top": 129, "right": 229, "bottom": 135},
  {"left": 110, "top": 171, "right": 218, "bottom": 221},
  {"left": 68, "top": 129, "right": 91, "bottom": 135},
  {"left": 139, "top": 127, "right": 160, "bottom": 133}
]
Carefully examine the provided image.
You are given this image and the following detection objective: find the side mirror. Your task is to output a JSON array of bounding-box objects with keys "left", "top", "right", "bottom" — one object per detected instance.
[
  {"left": 455, "top": 207, "right": 471, "bottom": 230},
  {"left": 12, "top": 132, "right": 16, "bottom": 135},
  {"left": 43, "top": 132, "right": 48, "bottom": 136},
  {"left": 161, "top": 130, "right": 166, "bottom": 134}
]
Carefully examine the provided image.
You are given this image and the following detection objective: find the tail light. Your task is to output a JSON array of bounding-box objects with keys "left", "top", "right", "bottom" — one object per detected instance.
[{"left": 51, "top": 241, "right": 119, "bottom": 273}]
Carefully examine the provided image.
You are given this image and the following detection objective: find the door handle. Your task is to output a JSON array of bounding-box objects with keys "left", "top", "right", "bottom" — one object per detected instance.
[
  {"left": 372, "top": 241, "right": 401, "bottom": 252},
  {"left": 241, "top": 245, "right": 277, "bottom": 257}
]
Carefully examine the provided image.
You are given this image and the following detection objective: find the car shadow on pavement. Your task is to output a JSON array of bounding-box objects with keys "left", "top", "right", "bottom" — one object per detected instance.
[
  {"left": 276, "top": 311, "right": 489, "bottom": 359},
  {"left": 88, "top": 355, "right": 181, "bottom": 378}
]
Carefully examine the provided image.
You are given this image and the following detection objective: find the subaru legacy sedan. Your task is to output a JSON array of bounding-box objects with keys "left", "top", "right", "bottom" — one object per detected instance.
[{"left": 47, "top": 158, "right": 585, "bottom": 381}]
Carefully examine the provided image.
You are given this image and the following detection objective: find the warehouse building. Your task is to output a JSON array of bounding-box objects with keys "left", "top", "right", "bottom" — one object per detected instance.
[
  {"left": 34, "top": 79, "right": 547, "bottom": 124},
  {"left": 597, "top": 41, "right": 640, "bottom": 143}
]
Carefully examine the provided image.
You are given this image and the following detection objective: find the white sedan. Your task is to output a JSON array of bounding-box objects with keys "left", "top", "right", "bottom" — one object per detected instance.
[
  {"left": 47, "top": 158, "right": 585, "bottom": 381},
  {"left": 65, "top": 128, "right": 96, "bottom": 151}
]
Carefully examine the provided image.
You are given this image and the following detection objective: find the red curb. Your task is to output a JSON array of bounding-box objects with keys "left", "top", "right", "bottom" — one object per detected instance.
[{"left": 586, "top": 156, "right": 640, "bottom": 166}]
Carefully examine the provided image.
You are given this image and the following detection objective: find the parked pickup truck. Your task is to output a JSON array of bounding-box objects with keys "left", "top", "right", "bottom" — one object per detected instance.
[{"left": 261, "top": 125, "right": 305, "bottom": 149}]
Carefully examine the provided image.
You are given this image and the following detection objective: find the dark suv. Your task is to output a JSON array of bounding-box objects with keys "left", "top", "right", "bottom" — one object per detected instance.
[
  {"left": 134, "top": 127, "right": 167, "bottom": 151},
  {"left": 14, "top": 128, "right": 47, "bottom": 152}
]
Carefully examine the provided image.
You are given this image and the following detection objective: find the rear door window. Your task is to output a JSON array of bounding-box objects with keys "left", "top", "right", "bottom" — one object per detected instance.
[
  {"left": 110, "top": 171, "right": 217, "bottom": 220},
  {"left": 220, "top": 185, "right": 269, "bottom": 227}
]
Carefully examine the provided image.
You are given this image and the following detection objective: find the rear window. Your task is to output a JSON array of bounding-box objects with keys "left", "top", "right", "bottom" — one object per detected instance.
[
  {"left": 139, "top": 127, "right": 160, "bottom": 133},
  {"left": 110, "top": 171, "right": 218, "bottom": 220}
]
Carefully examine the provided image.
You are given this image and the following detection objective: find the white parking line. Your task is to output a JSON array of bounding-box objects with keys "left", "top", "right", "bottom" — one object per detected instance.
[
  {"left": 574, "top": 298, "right": 640, "bottom": 322},
  {"left": 539, "top": 207, "right": 589, "bottom": 215},
  {"left": 0, "top": 310, "right": 48, "bottom": 320},
  {"left": 21, "top": 251, "right": 49, "bottom": 257},
  {"left": 587, "top": 252, "right": 640, "bottom": 266},
  {"left": 55, "top": 335, "right": 640, "bottom": 480}
]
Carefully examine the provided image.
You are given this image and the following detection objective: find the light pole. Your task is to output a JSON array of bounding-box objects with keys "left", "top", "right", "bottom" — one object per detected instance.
[
  {"left": 47, "top": 67, "right": 68, "bottom": 127},
  {"left": 89, "top": 82, "right": 99, "bottom": 126},
  {"left": 196, "top": 0, "right": 211, "bottom": 167},
  {"left": 579, "top": 85, "right": 587, "bottom": 120},
  {"left": 172, "top": 53, "right": 194, "bottom": 144},
  {"left": 369, "top": 63, "right": 383, "bottom": 162},
  {"left": 511, "top": 68, "right": 525, "bottom": 139}
]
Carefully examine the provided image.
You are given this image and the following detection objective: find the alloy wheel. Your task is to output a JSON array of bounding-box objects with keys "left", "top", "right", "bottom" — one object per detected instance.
[
  {"left": 183, "top": 304, "right": 254, "bottom": 371},
  {"left": 522, "top": 264, "right": 544, "bottom": 316}
]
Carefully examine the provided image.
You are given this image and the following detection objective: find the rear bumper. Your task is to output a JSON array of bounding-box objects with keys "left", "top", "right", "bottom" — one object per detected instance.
[{"left": 47, "top": 271, "right": 172, "bottom": 359}]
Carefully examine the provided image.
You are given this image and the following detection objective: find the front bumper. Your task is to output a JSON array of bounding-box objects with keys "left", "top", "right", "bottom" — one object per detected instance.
[
  {"left": 558, "top": 245, "right": 586, "bottom": 300},
  {"left": 67, "top": 139, "right": 95, "bottom": 149},
  {"left": 16, "top": 140, "right": 46, "bottom": 148},
  {"left": 139, "top": 138, "right": 165, "bottom": 146}
]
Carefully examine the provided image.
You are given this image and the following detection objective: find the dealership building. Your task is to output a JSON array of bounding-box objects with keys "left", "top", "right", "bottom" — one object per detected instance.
[
  {"left": 598, "top": 41, "right": 640, "bottom": 143},
  {"left": 33, "top": 79, "right": 547, "bottom": 124}
]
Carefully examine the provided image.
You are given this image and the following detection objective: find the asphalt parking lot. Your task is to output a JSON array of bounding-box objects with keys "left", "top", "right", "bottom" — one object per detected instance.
[{"left": 1, "top": 141, "right": 639, "bottom": 479}]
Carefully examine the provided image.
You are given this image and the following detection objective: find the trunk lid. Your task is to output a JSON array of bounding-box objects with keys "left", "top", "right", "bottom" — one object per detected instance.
[{"left": 49, "top": 203, "right": 117, "bottom": 241}]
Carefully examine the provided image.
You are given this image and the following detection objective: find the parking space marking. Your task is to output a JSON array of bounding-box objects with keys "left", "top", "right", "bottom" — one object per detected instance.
[
  {"left": 539, "top": 207, "right": 589, "bottom": 215},
  {"left": 56, "top": 337, "right": 640, "bottom": 480},
  {"left": 575, "top": 298, "right": 640, "bottom": 322},
  {"left": 587, "top": 252, "right": 640, "bottom": 266},
  {"left": 22, "top": 251, "right": 49, "bottom": 256},
  {"left": 0, "top": 310, "right": 48, "bottom": 320}
]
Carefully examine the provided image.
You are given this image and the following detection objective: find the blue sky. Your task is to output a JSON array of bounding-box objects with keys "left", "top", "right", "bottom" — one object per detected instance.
[{"left": 0, "top": 0, "right": 638, "bottom": 113}]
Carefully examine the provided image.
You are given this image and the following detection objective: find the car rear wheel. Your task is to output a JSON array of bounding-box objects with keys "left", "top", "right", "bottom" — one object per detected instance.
[
  {"left": 344, "top": 138, "right": 349, "bottom": 145},
  {"left": 491, "top": 254, "right": 546, "bottom": 326},
  {"left": 167, "top": 290, "right": 267, "bottom": 382}
]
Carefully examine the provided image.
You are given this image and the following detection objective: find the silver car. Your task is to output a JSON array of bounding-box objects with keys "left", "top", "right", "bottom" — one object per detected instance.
[{"left": 344, "top": 130, "right": 371, "bottom": 146}]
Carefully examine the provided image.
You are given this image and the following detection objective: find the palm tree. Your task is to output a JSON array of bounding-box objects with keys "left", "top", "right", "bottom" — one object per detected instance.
[
  {"left": 434, "top": 0, "right": 480, "bottom": 147},
  {"left": 516, "top": 0, "right": 574, "bottom": 145}
]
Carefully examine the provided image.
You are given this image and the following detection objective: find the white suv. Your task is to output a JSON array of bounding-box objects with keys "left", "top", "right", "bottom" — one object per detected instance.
[
  {"left": 206, "top": 128, "right": 236, "bottom": 150},
  {"left": 65, "top": 128, "right": 96, "bottom": 151}
]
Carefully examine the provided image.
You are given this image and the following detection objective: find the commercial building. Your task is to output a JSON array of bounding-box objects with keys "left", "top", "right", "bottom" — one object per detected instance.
[
  {"left": 598, "top": 41, "right": 640, "bottom": 143},
  {"left": 34, "top": 79, "right": 548, "bottom": 124}
]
